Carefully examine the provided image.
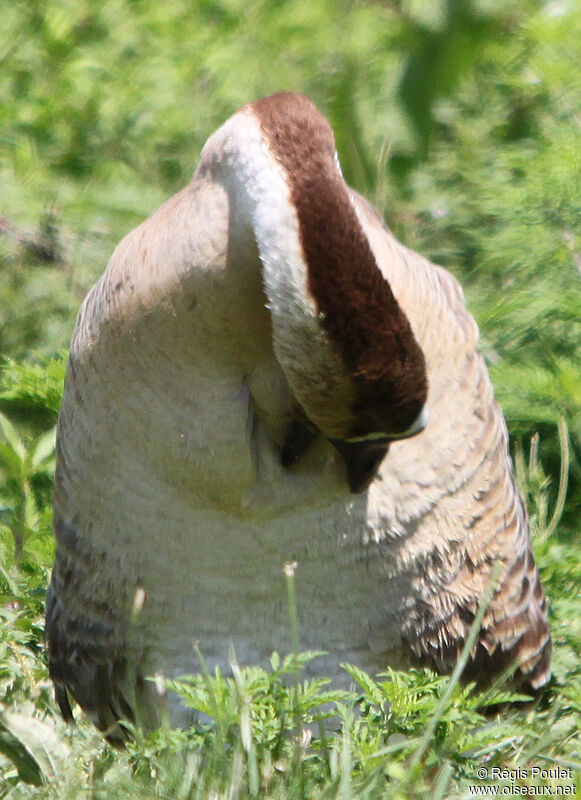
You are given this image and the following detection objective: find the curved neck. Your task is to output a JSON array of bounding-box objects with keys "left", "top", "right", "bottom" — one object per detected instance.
[{"left": 201, "top": 94, "right": 426, "bottom": 439}]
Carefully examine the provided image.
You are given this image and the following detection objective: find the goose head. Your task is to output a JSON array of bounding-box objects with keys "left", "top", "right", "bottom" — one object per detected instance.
[{"left": 200, "top": 92, "right": 428, "bottom": 491}]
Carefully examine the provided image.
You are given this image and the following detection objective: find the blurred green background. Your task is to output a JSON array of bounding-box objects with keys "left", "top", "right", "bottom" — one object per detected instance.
[
  {"left": 1, "top": 0, "right": 580, "bottom": 521},
  {"left": 0, "top": 2, "right": 580, "bottom": 795}
]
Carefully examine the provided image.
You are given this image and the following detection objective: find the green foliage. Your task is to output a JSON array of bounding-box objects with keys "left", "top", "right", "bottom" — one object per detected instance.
[
  {"left": 0, "top": 412, "right": 56, "bottom": 563},
  {"left": 0, "top": 0, "right": 580, "bottom": 796},
  {"left": 397, "top": 0, "right": 501, "bottom": 158},
  {"left": 167, "top": 651, "right": 347, "bottom": 748},
  {"left": 0, "top": 356, "right": 66, "bottom": 430},
  {"left": 0, "top": 652, "right": 579, "bottom": 798}
]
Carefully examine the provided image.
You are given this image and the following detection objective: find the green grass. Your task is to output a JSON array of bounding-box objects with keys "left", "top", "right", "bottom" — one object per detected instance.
[
  {"left": 1, "top": 0, "right": 580, "bottom": 796},
  {"left": 0, "top": 473, "right": 579, "bottom": 797}
]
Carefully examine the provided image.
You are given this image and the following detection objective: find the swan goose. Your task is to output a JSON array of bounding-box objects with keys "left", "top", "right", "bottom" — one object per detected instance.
[{"left": 45, "top": 92, "right": 551, "bottom": 741}]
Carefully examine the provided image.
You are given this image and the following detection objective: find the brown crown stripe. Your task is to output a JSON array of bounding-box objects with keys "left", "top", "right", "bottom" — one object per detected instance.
[{"left": 251, "top": 92, "right": 427, "bottom": 433}]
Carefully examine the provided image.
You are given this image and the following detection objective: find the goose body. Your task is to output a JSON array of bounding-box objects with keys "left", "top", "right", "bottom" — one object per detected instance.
[{"left": 46, "top": 92, "right": 550, "bottom": 738}]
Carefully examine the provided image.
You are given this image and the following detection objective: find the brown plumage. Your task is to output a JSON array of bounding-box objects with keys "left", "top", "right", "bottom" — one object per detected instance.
[{"left": 45, "top": 92, "right": 550, "bottom": 741}]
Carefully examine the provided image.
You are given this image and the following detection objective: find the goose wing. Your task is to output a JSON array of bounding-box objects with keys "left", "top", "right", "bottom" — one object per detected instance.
[{"left": 350, "top": 188, "right": 551, "bottom": 691}]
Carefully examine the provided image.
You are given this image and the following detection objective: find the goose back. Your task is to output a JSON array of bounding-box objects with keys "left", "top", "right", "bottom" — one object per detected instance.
[{"left": 46, "top": 93, "right": 550, "bottom": 740}]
